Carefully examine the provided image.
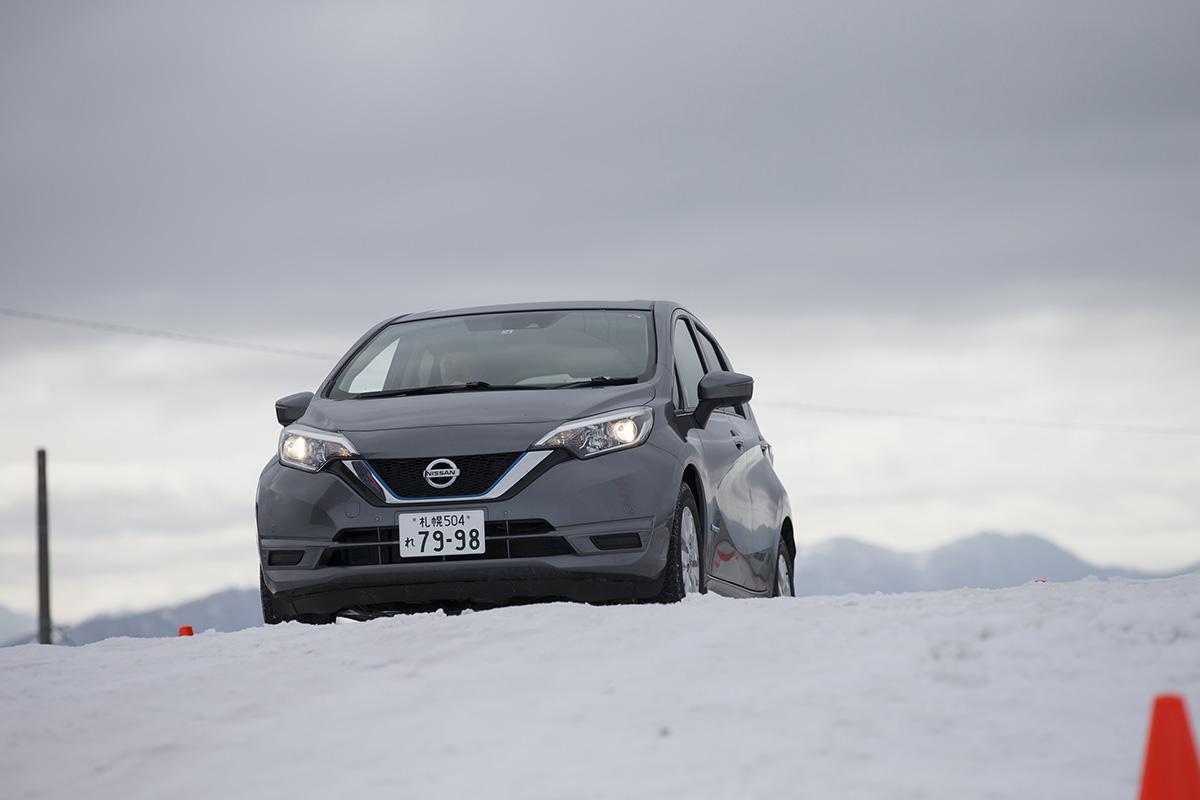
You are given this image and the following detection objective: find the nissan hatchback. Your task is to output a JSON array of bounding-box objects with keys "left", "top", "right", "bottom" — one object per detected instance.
[{"left": 257, "top": 300, "right": 794, "bottom": 622}]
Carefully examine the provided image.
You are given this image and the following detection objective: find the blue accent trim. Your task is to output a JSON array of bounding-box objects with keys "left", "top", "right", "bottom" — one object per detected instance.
[
  {"left": 357, "top": 460, "right": 391, "bottom": 498},
  {"left": 364, "top": 453, "right": 526, "bottom": 502}
]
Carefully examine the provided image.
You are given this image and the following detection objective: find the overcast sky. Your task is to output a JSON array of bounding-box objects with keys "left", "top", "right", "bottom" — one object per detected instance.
[{"left": 1, "top": 1, "right": 1197, "bottom": 621}]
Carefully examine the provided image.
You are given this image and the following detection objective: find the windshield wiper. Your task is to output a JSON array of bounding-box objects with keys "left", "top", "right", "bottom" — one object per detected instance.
[
  {"left": 552, "top": 376, "right": 640, "bottom": 389},
  {"left": 352, "top": 382, "right": 546, "bottom": 399}
]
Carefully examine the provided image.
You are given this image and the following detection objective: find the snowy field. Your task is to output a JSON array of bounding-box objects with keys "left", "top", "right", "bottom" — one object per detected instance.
[{"left": 2, "top": 576, "right": 1198, "bottom": 799}]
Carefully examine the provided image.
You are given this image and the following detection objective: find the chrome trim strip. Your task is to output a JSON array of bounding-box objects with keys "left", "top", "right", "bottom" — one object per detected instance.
[
  {"left": 346, "top": 450, "right": 553, "bottom": 505},
  {"left": 347, "top": 460, "right": 387, "bottom": 501}
]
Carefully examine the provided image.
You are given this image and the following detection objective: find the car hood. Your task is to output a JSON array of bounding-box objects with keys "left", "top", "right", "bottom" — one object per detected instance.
[
  {"left": 301, "top": 384, "right": 656, "bottom": 458},
  {"left": 304, "top": 383, "right": 655, "bottom": 433}
]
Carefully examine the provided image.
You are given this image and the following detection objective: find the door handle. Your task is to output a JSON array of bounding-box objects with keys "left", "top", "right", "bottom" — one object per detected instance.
[{"left": 730, "top": 430, "right": 744, "bottom": 450}]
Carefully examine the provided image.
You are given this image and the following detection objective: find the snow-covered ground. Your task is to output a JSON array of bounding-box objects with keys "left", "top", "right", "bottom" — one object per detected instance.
[{"left": 2, "top": 576, "right": 1198, "bottom": 799}]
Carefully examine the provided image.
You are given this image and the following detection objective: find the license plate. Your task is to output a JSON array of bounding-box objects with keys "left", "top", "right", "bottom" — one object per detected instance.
[{"left": 397, "top": 510, "right": 485, "bottom": 558}]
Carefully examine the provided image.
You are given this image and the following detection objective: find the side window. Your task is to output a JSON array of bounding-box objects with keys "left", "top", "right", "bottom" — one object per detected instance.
[
  {"left": 672, "top": 318, "right": 706, "bottom": 410},
  {"left": 695, "top": 327, "right": 745, "bottom": 417},
  {"left": 695, "top": 329, "right": 727, "bottom": 373}
]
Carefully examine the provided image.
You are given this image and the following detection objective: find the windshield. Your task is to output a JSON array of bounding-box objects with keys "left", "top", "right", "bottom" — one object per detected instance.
[{"left": 328, "top": 309, "right": 655, "bottom": 399}]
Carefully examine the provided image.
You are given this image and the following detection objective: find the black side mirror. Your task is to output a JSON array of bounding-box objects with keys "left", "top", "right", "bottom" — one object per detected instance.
[
  {"left": 275, "top": 391, "right": 314, "bottom": 426},
  {"left": 694, "top": 371, "right": 754, "bottom": 428}
]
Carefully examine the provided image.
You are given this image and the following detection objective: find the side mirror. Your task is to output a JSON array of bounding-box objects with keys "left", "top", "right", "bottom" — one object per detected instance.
[
  {"left": 694, "top": 371, "right": 754, "bottom": 428},
  {"left": 275, "top": 391, "right": 314, "bottom": 426}
]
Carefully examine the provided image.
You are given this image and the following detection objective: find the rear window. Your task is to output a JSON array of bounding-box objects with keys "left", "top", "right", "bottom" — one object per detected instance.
[{"left": 329, "top": 309, "right": 655, "bottom": 398}]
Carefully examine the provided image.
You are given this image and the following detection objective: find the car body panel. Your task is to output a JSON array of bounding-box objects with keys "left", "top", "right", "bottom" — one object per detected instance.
[{"left": 701, "top": 423, "right": 763, "bottom": 591}]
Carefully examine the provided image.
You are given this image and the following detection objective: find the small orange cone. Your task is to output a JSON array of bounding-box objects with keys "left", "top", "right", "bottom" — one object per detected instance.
[
  {"left": 177, "top": 625, "right": 194, "bottom": 637},
  {"left": 1139, "top": 694, "right": 1200, "bottom": 800}
]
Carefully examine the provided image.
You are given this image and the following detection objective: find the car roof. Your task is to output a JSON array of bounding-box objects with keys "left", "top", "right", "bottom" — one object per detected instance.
[{"left": 389, "top": 300, "right": 680, "bottom": 324}]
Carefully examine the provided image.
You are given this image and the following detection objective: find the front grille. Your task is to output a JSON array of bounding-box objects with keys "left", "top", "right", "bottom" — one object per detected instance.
[
  {"left": 324, "top": 519, "right": 572, "bottom": 566},
  {"left": 367, "top": 453, "right": 521, "bottom": 498}
]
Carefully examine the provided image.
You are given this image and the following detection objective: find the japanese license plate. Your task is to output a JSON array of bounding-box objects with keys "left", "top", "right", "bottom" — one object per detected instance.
[{"left": 397, "top": 510, "right": 485, "bottom": 558}]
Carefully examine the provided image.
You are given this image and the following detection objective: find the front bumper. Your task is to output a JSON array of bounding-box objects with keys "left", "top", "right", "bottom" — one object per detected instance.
[{"left": 256, "top": 443, "right": 680, "bottom": 614}]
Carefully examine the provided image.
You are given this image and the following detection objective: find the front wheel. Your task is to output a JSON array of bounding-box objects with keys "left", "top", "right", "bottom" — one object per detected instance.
[
  {"left": 771, "top": 541, "right": 794, "bottom": 597},
  {"left": 654, "top": 483, "right": 703, "bottom": 603},
  {"left": 261, "top": 570, "right": 289, "bottom": 624},
  {"left": 261, "top": 571, "right": 334, "bottom": 625}
]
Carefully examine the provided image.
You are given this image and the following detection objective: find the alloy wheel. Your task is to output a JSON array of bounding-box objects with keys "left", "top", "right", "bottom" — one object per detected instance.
[
  {"left": 680, "top": 506, "right": 701, "bottom": 594},
  {"left": 775, "top": 552, "right": 793, "bottom": 597}
]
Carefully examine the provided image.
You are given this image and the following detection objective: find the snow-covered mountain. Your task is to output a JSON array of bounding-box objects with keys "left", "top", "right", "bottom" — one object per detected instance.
[
  {"left": 793, "top": 531, "right": 1195, "bottom": 596},
  {"left": 59, "top": 588, "right": 261, "bottom": 646},
  {"left": 0, "top": 603, "right": 34, "bottom": 643},
  {"left": 8, "top": 532, "right": 1195, "bottom": 647}
]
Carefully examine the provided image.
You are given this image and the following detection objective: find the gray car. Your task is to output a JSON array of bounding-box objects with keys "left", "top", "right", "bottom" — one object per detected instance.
[{"left": 257, "top": 300, "right": 793, "bottom": 622}]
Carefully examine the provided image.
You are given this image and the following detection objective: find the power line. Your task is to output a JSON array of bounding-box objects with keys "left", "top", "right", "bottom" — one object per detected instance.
[
  {"left": 5, "top": 305, "right": 1197, "bottom": 438},
  {"left": 0, "top": 306, "right": 336, "bottom": 361},
  {"left": 755, "top": 400, "right": 1200, "bottom": 438}
]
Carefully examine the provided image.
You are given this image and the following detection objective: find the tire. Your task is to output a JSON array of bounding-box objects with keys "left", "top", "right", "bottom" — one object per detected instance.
[
  {"left": 261, "top": 571, "right": 336, "bottom": 625},
  {"left": 260, "top": 570, "right": 290, "bottom": 625},
  {"left": 771, "top": 538, "right": 795, "bottom": 597},
  {"left": 654, "top": 483, "right": 703, "bottom": 603}
]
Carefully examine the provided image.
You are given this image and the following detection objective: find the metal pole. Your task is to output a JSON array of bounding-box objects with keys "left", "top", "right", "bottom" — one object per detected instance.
[{"left": 37, "top": 449, "right": 51, "bottom": 645}]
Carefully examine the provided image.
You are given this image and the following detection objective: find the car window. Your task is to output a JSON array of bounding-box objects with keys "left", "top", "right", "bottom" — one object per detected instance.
[
  {"left": 672, "top": 318, "right": 706, "bottom": 410},
  {"left": 329, "top": 309, "right": 654, "bottom": 398},
  {"left": 694, "top": 327, "right": 745, "bottom": 417},
  {"left": 347, "top": 339, "right": 398, "bottom": 394},
  {"left": 695, "top": 328, "right": 727, "bottom": 372}
]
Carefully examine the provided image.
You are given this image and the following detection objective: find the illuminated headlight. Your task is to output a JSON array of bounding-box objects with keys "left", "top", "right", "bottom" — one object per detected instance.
[
  {"left": 278, "top": 426, "right": 357, "bottom": 472},
  {"left": 534, "top": 407, "right": 654, "bottom": 458}
]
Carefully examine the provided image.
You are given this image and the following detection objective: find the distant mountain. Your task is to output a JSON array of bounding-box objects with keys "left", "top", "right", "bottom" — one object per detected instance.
[
  {"left": 0, "top": 603, "right": 35, "bottom": 643},
  {"left": 61, "top": 588, "right": 261, "bottom": 646},
  {"left": 793, "top": 532, "right": 1194, "bottom": 596},
  {"left": 4, "top": 533, "right": 1195, "bottom": 646}
]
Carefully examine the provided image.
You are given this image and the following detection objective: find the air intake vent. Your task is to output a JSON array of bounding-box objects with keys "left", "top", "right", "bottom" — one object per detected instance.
[
  {"left": 590, "top": 533, "right": 643, "bottom": 551},
  {"left": 267, "top": 550, "right": 304, "bottom": 566},
  {"left": 324, "top": 520, "right": 570, "bottom": 566}
]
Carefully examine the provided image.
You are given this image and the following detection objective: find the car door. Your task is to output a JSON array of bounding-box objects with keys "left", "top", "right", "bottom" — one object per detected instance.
[
  {"left": 671, "top": 316, "right": 758, "bottom": 593},
  {"left": 692, "top": 321, "right": 778, "bottom": 593}
]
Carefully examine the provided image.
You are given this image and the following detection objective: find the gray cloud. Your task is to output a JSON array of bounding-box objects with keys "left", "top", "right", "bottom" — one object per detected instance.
[{"left": 2, "top": 0, "right": 1198, "bottom": 330}]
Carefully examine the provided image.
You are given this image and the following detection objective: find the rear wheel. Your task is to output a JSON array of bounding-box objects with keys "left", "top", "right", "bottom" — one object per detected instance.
[
  {"left": 771, "top": 541, "right": 794, "bottom": 597},
  {"left": 655, "top": 483, "right": 702, "bottom": 603}
]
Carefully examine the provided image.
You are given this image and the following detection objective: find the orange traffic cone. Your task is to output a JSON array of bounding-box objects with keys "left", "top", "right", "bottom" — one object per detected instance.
[
  {"left": 177, "top": 625, "right": 194, "bottom": 637},
  {"left": 1139, "top": 694, "right": 1200, "bottom": 800}
]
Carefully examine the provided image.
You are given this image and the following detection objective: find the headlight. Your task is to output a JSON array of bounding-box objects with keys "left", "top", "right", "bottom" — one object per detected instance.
[
  {"left": 278, "top": 425, "right": 358, "bottom": 472},
  {"left": 534, "top": 407, "right": 654, "bottom": 458}
]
